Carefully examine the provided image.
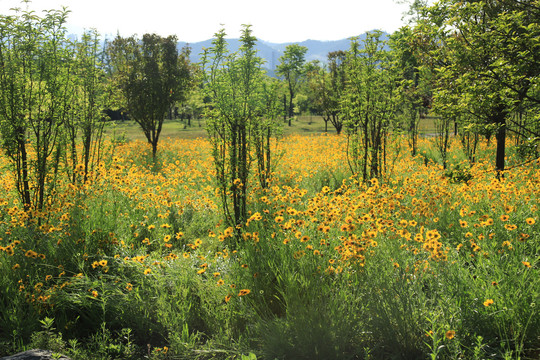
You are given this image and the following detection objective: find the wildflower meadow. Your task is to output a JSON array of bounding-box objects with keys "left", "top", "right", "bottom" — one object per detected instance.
[{"left": 0, "top": 133, "right": 538, "bottom": 359}]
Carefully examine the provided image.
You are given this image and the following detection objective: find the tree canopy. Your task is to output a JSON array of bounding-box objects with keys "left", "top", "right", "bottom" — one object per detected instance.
[
  {"left": 415, "top": 0, "right": 540, "bottom": 172},
  {"left": 107, "top": 33, "right": 192, "bottom": 158}
]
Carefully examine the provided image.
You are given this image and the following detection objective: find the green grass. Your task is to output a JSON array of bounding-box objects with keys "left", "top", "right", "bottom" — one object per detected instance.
[{"left": 104, "top": 115, "right": 439, "bottom": 142}]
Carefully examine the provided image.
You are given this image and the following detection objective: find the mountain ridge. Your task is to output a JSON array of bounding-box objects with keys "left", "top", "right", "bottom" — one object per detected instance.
[{"left": 176, "top": 31, "right": 388, "bottom": 74}]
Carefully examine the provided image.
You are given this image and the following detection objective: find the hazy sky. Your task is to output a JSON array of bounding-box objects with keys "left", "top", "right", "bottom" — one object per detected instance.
[{"left": 0, "top": 0, "right": 411, "bottom": 43}]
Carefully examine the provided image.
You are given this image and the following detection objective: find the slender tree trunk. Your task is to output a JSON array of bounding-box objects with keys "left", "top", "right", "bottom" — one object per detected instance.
[
  {"left": 443, "top": 123, "right": 450, "bottom": 170},
  {"left": 18, "top": 136, "right": 32, "bottom": 211},
  {"left": 152, "top": 141, "right": 158, "bottom": 160},
  {"left": 410, "top": 109, "right": 418, "bottom": 157},
  {"left": 288, "top": 87, "right": 294, "bottom": 126},
  {"left": 283, "top": 94, "right": 287, "bottom": 125},
  {"left": 333, "top": 114, "right": 342, "bottom": 135},
  {"left": 495, "top": 114, "right": 506, "bottom": 176},
  {"left": 265, "top": 127, "right": 271, "bottom": 188},
  {"left": 71, "top": 125, "right": 79, "bottom": 183},
  {"left": 240, "top": 124, "right": 247, "bottom": 225},
  {"left": 83, "top": 128, "right": 92, "bottom": 183},
  {"left": 363, "top": 117, "right": 369, "bottom": 181}
]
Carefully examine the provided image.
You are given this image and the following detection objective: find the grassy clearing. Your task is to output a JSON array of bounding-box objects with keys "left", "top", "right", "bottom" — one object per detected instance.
[
  {"left": 104, "top": 115, "right": 439, "bottom": 143},
  {"left": 0, "top": 133, "right": 538, "bottom": 359}
]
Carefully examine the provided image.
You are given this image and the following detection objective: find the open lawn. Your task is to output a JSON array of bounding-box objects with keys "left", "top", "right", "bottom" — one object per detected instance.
[{"left": 104, "top": 115, "right": 440, "bottom": 142}]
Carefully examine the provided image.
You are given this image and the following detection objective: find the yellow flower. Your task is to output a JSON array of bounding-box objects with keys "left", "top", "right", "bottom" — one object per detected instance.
[
  {"left": 217, "top": 279, "right": 224, "bottom": 286},
  {"left": 238, "top": 289, "right": 251, "bottom": 296},
  {"left": 92, "top": 290, "right": 98, "bottom": 298},
  {"left": 250, "top": 212, "right": 262, "bottom": 221},
  {"left": 25, "top": 250, "right": 38, "bottom": 258},
  {"left": 526, "top": 218, "right": 535, "bottom": 225},
  {"left": 445, "top": 330, "right": 455, "bottom": 340},
  {"left": 522, "top": 261, "right": 531, "bottom": 268},
  {"left": 126, "top": 283, "right": 133, "bottom": 291},
  {"left": 233, "top": 178, "right": 243, "bottom": 187},
  {"left": 99, "top": 259, "right": 108, "bottom": 267},
  {"left": 483, "top": 299, "right": 494, "bottom": 307},
  {"left": 144, "top": 268, "right": 152, "bottom": 275}
]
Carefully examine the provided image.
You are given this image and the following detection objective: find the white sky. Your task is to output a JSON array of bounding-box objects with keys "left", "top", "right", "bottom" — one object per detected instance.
[{"left": 0, "top": 0, "right": 411, "bottom": 43}]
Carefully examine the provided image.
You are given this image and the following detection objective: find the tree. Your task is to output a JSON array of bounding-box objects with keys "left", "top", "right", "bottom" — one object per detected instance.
[
  {"left": 64, "top": 29, "right": 109, "bottom": 184},
  {"left": 0, "top": 6, "right": 74, "bottom": 213},
  {"left": 107, "top": 33, "right": 192, "bottom": 159},
  {"left": 255, "top": 76, "right": 283, "bottom": 189},
  {"left": 416, "top": 0, "right": 540, "bottom": 174},
  {"left": 342, "top": 31, "right": 399, "bottom": 180},
  {"left": 179, "top": 88, "right": 205, "bottom": 127},
  {"left": 390, "top": 26, "right": 433, "bottom": 156},
  {"left": 276, "top": 44, "right": 308, "bottom": 126},
  {"left": 310, "top": 51, "right": 347, "bottom": 134},
  {"left": 201, "top": 26, "right": 280, "bottom": 232}
]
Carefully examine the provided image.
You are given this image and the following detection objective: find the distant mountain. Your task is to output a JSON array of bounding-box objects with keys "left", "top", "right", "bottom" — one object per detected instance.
[
  {"left": 177, "top": 31, "right": 388, "bottom": 76},
  {"left": 178, "top": 38, "right": 280, "bottom": 75}
]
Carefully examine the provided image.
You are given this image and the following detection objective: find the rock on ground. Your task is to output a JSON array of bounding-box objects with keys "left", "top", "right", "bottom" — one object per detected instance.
[{"left": 0, "top": 349, "right": 71, "bottom": 360}]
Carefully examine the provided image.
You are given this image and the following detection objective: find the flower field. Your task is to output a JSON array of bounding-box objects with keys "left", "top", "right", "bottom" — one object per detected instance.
[{"left": 0, "top": 134, "right": 538, "bottom": 359}]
